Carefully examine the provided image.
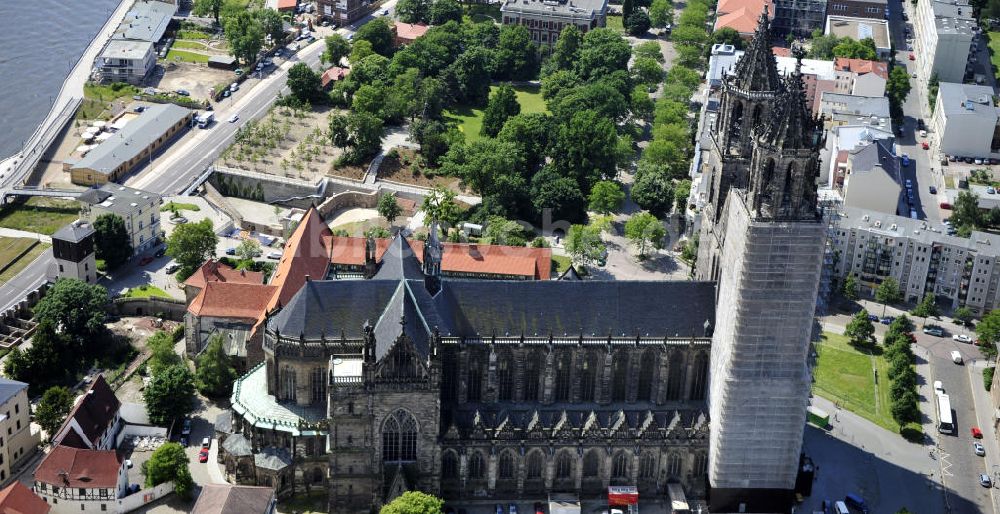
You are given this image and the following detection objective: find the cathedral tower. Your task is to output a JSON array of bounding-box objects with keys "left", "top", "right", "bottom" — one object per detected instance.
[{"left": 706, "top": 49, "right": 826, "bottom": 513}]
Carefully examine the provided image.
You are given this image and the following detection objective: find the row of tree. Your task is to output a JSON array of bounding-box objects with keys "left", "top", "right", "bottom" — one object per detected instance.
[{"left": 193, "top": 0, "right": 285, "bottom": 64}]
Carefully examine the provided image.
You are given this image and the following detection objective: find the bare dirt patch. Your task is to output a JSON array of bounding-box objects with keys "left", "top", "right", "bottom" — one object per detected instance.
[
  {"left": 152, "top": 61, "right": 236, "bottom": 101},
  {"left": 378, "top": 148, "right": 461, "bottom": 189}
]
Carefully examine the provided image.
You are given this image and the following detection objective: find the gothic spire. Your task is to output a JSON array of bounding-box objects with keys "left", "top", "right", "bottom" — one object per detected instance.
[
  {"left": 762, "top": 46, "right": 818, "bottom": 150},
  {"left": 728, "top": 5, "right": 783, "bottom": 93}
]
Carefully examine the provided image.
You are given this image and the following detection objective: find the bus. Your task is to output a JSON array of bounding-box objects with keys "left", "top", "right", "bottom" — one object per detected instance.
[{"left": 936, "top": 393, "right": 954, "bottom": 434}]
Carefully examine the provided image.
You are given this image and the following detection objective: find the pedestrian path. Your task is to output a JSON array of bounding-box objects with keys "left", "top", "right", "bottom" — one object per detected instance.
[{"left": 0, "top": 227, "right": 52, "bottom": 243}]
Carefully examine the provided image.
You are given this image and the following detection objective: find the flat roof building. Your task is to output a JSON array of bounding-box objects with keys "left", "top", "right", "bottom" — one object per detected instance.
[
  {"left": 930, "top": 82, "right": 1000, "bottom": 160},
  {"left": 70, "top": 103, "right": 191, "bottom": 186},
  {"left": 819, "top": 92, "right": 891, "bottom": 131},
  {"left": 94, "top": 40, "right": 156, "bottom": 85},
  {"left": 913, "top": 0, "right": 976, "bottom": 82},
  {"left": 79, "top": 184, "right": 163, "bottom": 254},
  {"left": 824, "top": 15, "right": 891, "bottom": 58},
  {"left": 112, "top": 0, "right": 177, "bottom": 43},
  {"left": 500, "top": 0, "right": 608, "bottom": 46}
]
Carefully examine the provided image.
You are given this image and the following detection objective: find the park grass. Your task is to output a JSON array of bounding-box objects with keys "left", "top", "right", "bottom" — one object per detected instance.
[
  {"left": 164, "top": 49, "right": 210, "bottom": 64},
  {"left": 607, "top": 14, "right": 625, "bottom": 33},
  {"left": 0, "top": 197, "right": 80, "bottom": 235},
  {"left": 989, "top": 32, "right": 1000, "bottom": 80},
  {"left": 123, "top": 284, "right": 171, "bottom": 299},
  {"left": 176, "top": 29, "right": 214, "bottom": 40},
  {"left": 84, "top": 82, "right": 140, "bottom": 102},
  {"left": 171, "top": 40, "right": 212, "bottom": 50},
  {"left": 445, "top": 85, "right": 549, "bottom": 143},
  {"left": 812, "top": 331, "right": 922, "bottom": 437},
  {"left": 161, "top": 201, "right": 201, "bottom": 213},
  {"left": 551, "top": 254, "right": 572, "bottom": 275},
  {"left": 0, "top": 238, "right": 37, "bottom": 268},
  {"left": 0, "top": 240, "right": 49, "bottom": 284}
]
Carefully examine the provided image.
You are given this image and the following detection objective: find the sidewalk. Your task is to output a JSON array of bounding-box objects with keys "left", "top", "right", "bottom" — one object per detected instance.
[
  {"left": 0, "top": 227, "right": 52, "bottom": 243},
  {"left": 967, "top": 359, "right": 1000, "bottom": 512}
]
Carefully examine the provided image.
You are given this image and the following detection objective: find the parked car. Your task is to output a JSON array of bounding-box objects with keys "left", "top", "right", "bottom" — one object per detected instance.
[
  {"left": 952, "top": 350, "right": 964, "bottom": 364},
  {"left": 182, "top": 418, "right": 192, "bottom": 435},
  {"left": 901, "top": 154, "right": 911, "bottom": 167},
  {"left": 972, "top": 426, "right": 983, "bottom": 438},
  {"left": 953, "top": 334, "right": 973, "bottom": 343},
  {"left": 166, "top": 263, "right": 180, "bottom": 274},
  {"left": 175, "top": 89, "right": 190, "bottom": 96},
  {"left": 909, "top": 53, "right": 915, "bottom": 60},
  {"left": 202, "top": 437, "right": 211, "bottom": 448},
  {"left": 495, "top": 504, "right": 504, "bottom": 514},
  {"left": 226, "top": 247, "right": 237, "bottom": 255},
  {"left": 929, "top": 186, "right": 937, "bottom": 194},
  {"left": 940, "top": 202, "right": 952, "bottom": 209},
  {"left": 922, "top": 142, "right": 929, "bottom": 150},
  {"left": 934, "top": 380, "right": 945, "bottom": 395},
  {"left": 139, "top": 256, "right": 154, "bottom": 266},
  {"left": 267, "top": 251, "right": 282, "bottom": 260},
  {"left": 880, "top": 316, "right": 894, "bottom": 325},
  {"left": 199, "top": 448, "right": 209, "bottom": 463},
  {"left": 844, "top": 493, "right": 869, "bottom": 514},
  {"left": 235, "top": 68, "right": 244, "bottom": 75},
  {"left": 154, "top": 247, "right": 166, "bottom": 258},
  {"left": 975, "top": 442, "right": 986, "bottom": 456},
  {"left": 923, "top": 326, "right": 944, "bottom": 336},
  {"left": 509, "top": 504, "right": 518, "bottom": 514},
  {"left": 229, "top": 114, "right": 239, "bottom": 123},
  {"left": 989, "top": 186, "right": 997, "bottom": 195},
  {"left": 981, "top": 473, "right": 993, "bottom": 488},
  {"left": 868, "top": 314, "right": 880, "bottom": 322}
]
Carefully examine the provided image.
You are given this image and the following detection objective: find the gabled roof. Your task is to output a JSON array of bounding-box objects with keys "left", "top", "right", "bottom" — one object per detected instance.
[
  {"left": 372, "top": 236, "right": 425, "bottom": 281},
  {"left": 834, "top": 58, "right": 888, "bottom": 79},
  {"left": 221, "top": 433, "right": 253, "bottom": 457},
  {"left": 254, "top": 447, "right": 292, "bottom": 470},
  {"left": 265, "top": 207, "right": 331, "bottom": 313},
  {"left": 187, "top": 282, "right": 278, "bottom": 319},
  {"left": 34, "top": 446, "right": 122, "bottom": 489},
  {"left": 393, "top": 22, "right": 429, "bottom": 42},
  {"left": 321, "top": 67, "right": 349, "bottom": 88},
  {"left": 715, "top": 0, "right": 774, "bottom": 35},
  {"left": 270, "top": 280, "right": 401, "bottom": 339},
  {"left": 191, "top": 484, "right": 275, "bottom": 514},
  {"left": 0, "top": 482, "right": 50, "bottom": 514},
  {"left": 54, "top": 375, "right": 120, "bottom": 448},
  {"left": 184, "top": 260, "right": 264, "bottom": 290}
]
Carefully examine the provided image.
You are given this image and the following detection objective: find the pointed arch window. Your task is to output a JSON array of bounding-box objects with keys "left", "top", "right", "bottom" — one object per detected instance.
[
  {"left": 639, "top": 453, "right": 656, "bottom": 480},
  {"left": 583, "top": 451, "right": 600, "bottom": 478},
  {"left": 691, "top": 353, "right": 709, "bottom": 401},
  {"left": 694, "top": 453, "right": 708, "bottom": 475},
  {"left": 781, "top": 162, "right": 796, "bottom": 211},
  {"left": 280, "top": 366, "right": 296, "bottom": 402},
  {"left": 469, "top": 451, "right": 486, "bottom": 479},
  {"left": 612, "top": 352, "right": 629, "bottom": 402},
  {"left": 381, "top": 410, "right": 418, "bottom": 463},
  {"left": 612, "top": 453, "right": 629, "bottom": 480},
  {"left": 579, "top": 353, "right": 598, "bottom": 402},
  {"left": 467, "top": 355, "right": 483, "bottom": 402},
  {"left": 497, "top": 352, "right": 514, "bottom": 402},
  {"left": 636, "top": 351, "right": 656, "bottom": 402},
  {"left": 555, "top": 352, "right": 572, "bottom": 402},
  {"left": 311, "top": 367, "right": 326, "bottom": 404},
  {"left": 666, "top": 453, "right": 682, "bottom": 477},
  {"left": 666, "top": 355, "right": 684, "bottom": 401},
  {"left": 498, "top": 451, "right": 515, "bottom": 479},
  {"left": 526, "top": 451, "right": 544, "bottom": 479},
  {"left": 556, "top": 452, "right": 574, "bottom": 480},
  {"left": 442, "top": 452, "right": 458, "bottom": 479},
  {"left": 524, "top": 355, "right": 540, "bottom": 402}
]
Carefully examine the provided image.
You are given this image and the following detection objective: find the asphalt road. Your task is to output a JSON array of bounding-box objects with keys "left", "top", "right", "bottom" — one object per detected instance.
[
  {"left": 126, "top": 4, "right": 399, "bottom": 195},
  {"left": 0, "top": 252, "right": 52, "bottom": 313}
]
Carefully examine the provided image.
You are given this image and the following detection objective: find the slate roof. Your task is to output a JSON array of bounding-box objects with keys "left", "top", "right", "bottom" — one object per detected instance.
[
  {"left": 191, "top": 484, "right": 275, "bottom": 514},
  {"left": 254, "top": 447, "right": 293, "bottom": 470},
  {"left": 222, "top": 433, "right": 253, "bottom": 457},
  {"left": 0, "top": 380, "right": 27, "bottom": 408},
  {"left": 52, "top": 222, "right": 93, "bottom": 243},
  {"left": 372, "top": 236, "right": 425, "bottom": 281},
  {"left": 0, "top": 481, "right": 50, "bottom": 514},
  {"left": 34, "top": 446, "right": 122, "bottom": 489}
]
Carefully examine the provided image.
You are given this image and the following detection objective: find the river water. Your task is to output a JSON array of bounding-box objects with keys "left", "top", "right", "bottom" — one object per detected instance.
[{"left": 0, "top": 0, "right": 121, "bottom": 160}]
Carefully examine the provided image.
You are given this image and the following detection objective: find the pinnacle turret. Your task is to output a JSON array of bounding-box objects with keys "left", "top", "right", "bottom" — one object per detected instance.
[{"left": 727, "top": 5, "right": 783, "bottom": 93}]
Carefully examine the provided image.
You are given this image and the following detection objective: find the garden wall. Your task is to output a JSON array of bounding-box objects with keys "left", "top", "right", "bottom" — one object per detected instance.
[
  {"left": 209, "top": 166, "right": 325, "bottom": 204},
  {"left": 111, "top": 298, "right": 186, "bottom": 321}
]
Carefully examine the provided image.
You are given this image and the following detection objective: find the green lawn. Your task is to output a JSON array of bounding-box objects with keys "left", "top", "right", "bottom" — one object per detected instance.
[
  {"left": 83, "top": 82, "right": 140, "bottom": 102},
  {"left": 988, "top": 32, "right": 1000, "bottom": 80},
  {"left": 164, "top": 49, "right": 210, "bottom": 64},
  {"left": 607, "top": 14, "right": 625, "bottom": 33},
  {"left": 0, "top": 197, "right": 80, "bottom": 235},
  {"left": 551, "top": 254, "right": 572, "bottom": 275},
  {"left": 0, "top": 240, "right": 49, "bottom": 284},
  {"left": 123, "top": 284, "right": 171, "bottom": 299},
  {"left": 176, "top": 29, "right": 214, "bottom": 40},
  {"left": 171, "top": 40, "right": 212, "bottom": 50},
  {"left": 445, "top": 85, "right": 548, "bottom": 143},
  {"left": 161, "top": 201, "right": 201, "bottom": 213},
  {"left": 812, "top": 331, "right": 921, "bottom": 436}
]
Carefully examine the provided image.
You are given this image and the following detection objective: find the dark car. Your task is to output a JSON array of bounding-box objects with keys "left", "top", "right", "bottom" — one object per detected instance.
[
  {"left": 867, "top": 314, "right": 880, "bottom": 322},
  {"left": 179, "top": 435, "right": 188, "bottom": 447},
  {"left": 917, "top": 119, "right": 926, "bottom": 130},
  {"left": 226, "top": 247, "right": 237, "bottom": 255},
  {"left": 880, "top": 316, "right": 894, "bottom": 325},
  {"left": 139, "top": 256, "right": 154, "bottom": 266},
  {"left": 154, "top": 247, "right": 166, "bottom": 258},
  {"left": 929, "top": 186, "right": 937, "bottom": 194},
  {"left": 176, "top": 89, "right": 190, "bottom": 96}
]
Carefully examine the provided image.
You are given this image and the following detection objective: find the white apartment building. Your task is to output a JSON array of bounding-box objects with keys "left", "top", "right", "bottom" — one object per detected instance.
[
  {"left": 94, "top": 40, "right": 155, "bottom": 85},
  {"left": 833, "top": 206, "right": 1000, "bottom": 314},
  {"left": 931, "top": 82, "right": 1000, "bottom": 160},
  {"left": 0, "top": 380, "right": 39, "bottom": 484},
  {"left": 78, "top": 184, "right": 162, "bottom": 255},
  {"left": 912, "top": 0, "right": 976, "bottom": 82}
]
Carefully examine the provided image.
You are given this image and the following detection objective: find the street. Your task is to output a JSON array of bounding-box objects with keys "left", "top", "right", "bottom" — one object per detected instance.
[{"left": 126, "top": 2, "right": 399, "bottom": 196}]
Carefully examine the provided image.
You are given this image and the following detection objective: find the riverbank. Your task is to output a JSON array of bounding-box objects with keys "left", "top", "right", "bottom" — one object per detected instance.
[{"left": 0, "top": 0, "right": 133, "bottom": 186}]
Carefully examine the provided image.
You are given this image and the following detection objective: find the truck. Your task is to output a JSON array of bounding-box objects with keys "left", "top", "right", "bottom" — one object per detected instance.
[{"left": 196, "top": 112, "right": 214, "bottom": 128}]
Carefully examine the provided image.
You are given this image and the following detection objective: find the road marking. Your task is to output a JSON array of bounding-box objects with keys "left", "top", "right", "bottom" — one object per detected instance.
[
  {"left": 939, "top": 449, "right": 954, "bottom": 477},
  {"left": 966, "top": 362, "right": 1000, "bottom": 514}
]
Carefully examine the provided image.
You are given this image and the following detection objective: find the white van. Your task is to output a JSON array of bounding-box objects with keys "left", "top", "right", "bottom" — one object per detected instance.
[
  {"left": 834, "top": 501, "right": 850, "bottom": 514},
  {"left": 951, "top": 351, "right": 963, "bottom": 364},
  {"left": 934, "top": 380, "right": 945, "bottom": 395}
]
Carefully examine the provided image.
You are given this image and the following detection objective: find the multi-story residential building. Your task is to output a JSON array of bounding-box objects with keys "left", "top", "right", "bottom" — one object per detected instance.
[
  {"left": 317, "top": 0, "right": 376, "bottom": 26},
  {"left": 33, "top": 445, "right": 129, "bottom": 514},
  {"left": 94, "top": 40, "right": 155, "bottom": 85},
  {"left": 832, "top": 206, "right": 1000, "bottom": 314},
  {"left": 931, "top": 82, "right": 1000, "bottom": 160},
  {"left": 833, "top": 57, "right": 887, "bottom": 96},
  {"left": 823, "top": 124, "right": 894, "bottom": 187},
  {"left": 499, "top": 0, "right": 608, "bottom": 46},
  {"left": 824, "top": 15, "right": 892, "bottom": 57},
  {"left": 826, "top": 0, "right": 885, "bottom": 20},
  {"left": 52, "top": 376, "right": 122, "bottom": 451},
  {"left": 773, "top": 0, "right": 828, "bottom": 35},
  {"left": 68, "top": 103, "right": 191, "bottom": 186},
  {"left": 112, "top": 0, "right": 176, "bottom": 43},
  {"left": 840, "top": 137, "right": 904, "bottom": 216},
  {"left": 52, "top": 221, "right": 97, "bottom": 284},
  {"left": 78, "top": 184, "right": 163, "bottom": 255},
  {"left": 912, "top": 0, "right": 976, "bottom": 82},
  {"left": 0, "top": 379, "right": 39, "bottom": 484},
  {"left": 819, "top": 92, "right": 892, "bottom": 131}
]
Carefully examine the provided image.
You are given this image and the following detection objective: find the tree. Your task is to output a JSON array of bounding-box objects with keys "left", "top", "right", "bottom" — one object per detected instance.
[
  {"left": 630, "top": 166, "right": 676, "bottom": 217},
  {"left": 196, "top": 334, "right": 237, "bottom": 397},
  {"left": 430, "top": 0, "right": 463, "bottom": 24},
  {"left": 977, "top": 309, "right": 1000, "bottom": 349},
  {"left": 288, "top": 62, "right": 322, "bottom": 102},
  {"left": 194, "top": 0, "right": 224, "bottom": 23},
  {"left": 565, "top": 224, "right": 606, "bottom": 265},
  {"left": 355, "top": 17, "right": 395, "bottom": 56},
  {"left": 588, "top": 181, "right": 625, "bottom": 214},
  {"left": 224, "top": 10, "right": 264, "bottom": 64},
  {"left": 842, "top": 274, "right": 860, "bottom": 301},
  {"left": 381, "top": 491, "right": 444, "bottom": 514},
  {"left": 254, "top": 8, "right": 284, "bottom": 43},
  {"left": 495, "top": 25, "right": 539, "bottom": 80},
  {"left": 35, "top": 386, "right": 73, "bottom": 439},
  {"left": 350, "top": 39, "right": 376, "bottom": 64},
  {"left": 147, "top": 330, "right": 182, "bottom": 377},
  {"left": 323, "top": 34, "right": 352, "bottom": 65},
  {"left": 711, "top": 27, "right": 744, "bottom": 49},
  {"left": 649, "top": 0, "right": 674, "bottom": 28},
  {"left": 93, "top": 213, "right": 131, "bottom": 269},
  {"left": 875, "top": 277, "right": 902, "bottom": 316},
  {"left": 328, "top": 112, "right": 385, "bottom": 163},
  {"left": 954, "top": 306, "right": 974, "bottom": 326},
  {"left": 235, "top": 238, "right": 262, "bottom": 268},
  {"left": 33, "top": 278, "right": 107, "bottom": 344},
  {"left": 497, "top": 113, "right": 552, "bottom": 172},
  {"left": 910, "top": 293, "right": 939, "bottom": 325},
  {"left": 808, "top": 34, "right": 840, "bottom": 59},
  {"left": 143, "top": 364, "right": 196, "bottom": 426},
  {"left": 625, "top": 11, "right": 651, "bottom": 35},
  {"left": 623, "top": 0, "right": 635, "bottom": 18},
  {"left": 575, "top": 28, "right": 632, "bottom": 81},
  {"left": 951, "top": 191, "right": 982, "bottom": 234},
  {"left": 890, "top": 389, "right": 919, "bottom": 424},
  {"left": 483, "top": 216, "right": 529, "bottom": 246},
  {"left": 674, "top": 179, "right": 691, "bottom": 211},
  {"left": 480, "top": 85, "right": 521, "bottom": 137},
  {"left": 396, "top": 0, "right": 431, "bottom": 23},
  {"left": 145, "top": 442, "right": 194, "bottom": 500},
  {"left": 531, "top": 168, "right": 587, "bottom": 224},
  {"left": 886, "top": 66, "right": 912, "bottom": 104},
  {"left": 624, "top": 212, "right": 666, "bottom": 258},
  {"left": 670, "top": 25, "right": 709, "bottom": 47},
  {"left": 551, "top": 26, "right": 583, "bottom": 71},
  {"left": 845, "top": 310, "right": 876, "bottom": 347},
  {"left": 440, "top": 140, "right": 527, "bottom": 195},
  {"left": 378, "top": 193, "right": 403, "bottom": 225},
  {"left": 832, "top": 37, "right": 878, "bottom": 60},
  {"left": 632, "top": 57, "right": 665, "bottom": 87},
  {"left": 167, "top": 219, "right": 218, "bottom": 280},
  {"left": 633, "top": 41, "right": 664, "bottom": 63},
  {"left": 421, "top": 187, "right": 461, "bottom": 227},
  {"left": 551, "top": 110, "right": 619, "bottom": 189}
]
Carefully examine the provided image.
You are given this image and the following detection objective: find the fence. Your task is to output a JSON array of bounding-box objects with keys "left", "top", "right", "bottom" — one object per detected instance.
[{"left": 116, "top": 481, "right": 174, "bottom": 513}]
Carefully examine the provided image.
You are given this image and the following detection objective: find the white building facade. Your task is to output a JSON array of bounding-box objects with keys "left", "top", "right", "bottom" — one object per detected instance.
[
  {"left": 931, "top": 82, "right": 1000, "bottom": 160},
  {"left": 912, "top": 0, "right": 975, "bottom": 82}
]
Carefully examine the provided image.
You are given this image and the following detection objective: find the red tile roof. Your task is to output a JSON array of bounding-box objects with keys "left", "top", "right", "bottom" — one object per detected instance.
[
  {"left": 0, "top": 482, "right": 50, "bottom": 514},
  {"left": 771, "top": 46, "right": 791, "bottom": 57},
  {"left": 187, "top": 282, "right": 278, "bottom": 319},
  {"left": 715, "top": 0, "right": 773, "bottom": 35},
  {"left": 321, "top": 67, "right": 350, "bottom": 88},
  {"left": 184, "top": 260, "right": 264, "bottom": 291},
  {"left": 834, "top": 57, "right": 889, "bottom": 79},
  {"left": 54, "top": 375, "right": 120, "bottom": 449},
  {"left": 329, "top": 237, "right": 552, "bottom": 280},
  {"left": 34, "top": 446, "right": 122, "bottom": 489},
  {"left": 276, "top": 0, "right": 297, "bottom": 9},
  {"left": 266, "top": 207, "right": 331, "bottom": 312},
  {"left": 393, "top": 22, "right": 429, "bottom": 43}
]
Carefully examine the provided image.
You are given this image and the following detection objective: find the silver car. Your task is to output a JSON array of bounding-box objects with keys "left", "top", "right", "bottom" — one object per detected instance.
[{"left": 975, "top": 442, "right": 986, "bottom": 456}]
